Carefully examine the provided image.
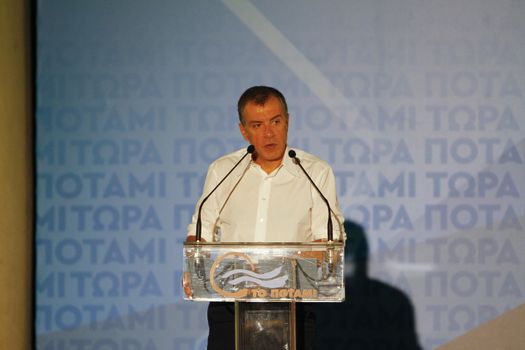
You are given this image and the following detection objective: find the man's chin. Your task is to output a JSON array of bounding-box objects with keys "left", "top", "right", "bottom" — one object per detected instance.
[
  {"left": 263, "top": 147, "right": 285, "bottom": 158},
  {"left": 255, "top": 151, "right": 282, "bottom": 162}
]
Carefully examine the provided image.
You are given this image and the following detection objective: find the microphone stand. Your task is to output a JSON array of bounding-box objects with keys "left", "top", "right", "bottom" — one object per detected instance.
[
  {"left": 288, "top": 150, "right": 333, "bottom": 242},
  {"left": 195, "top": 145, "right": 255, "bottom": 242}
]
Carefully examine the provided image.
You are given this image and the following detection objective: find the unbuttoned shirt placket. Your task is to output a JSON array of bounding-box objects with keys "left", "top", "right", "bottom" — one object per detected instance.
[{"left": 253, "top": 165, "right": 280, "bottom": 242}]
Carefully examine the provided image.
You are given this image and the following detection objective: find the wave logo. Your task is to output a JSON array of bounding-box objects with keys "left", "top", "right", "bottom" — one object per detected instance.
[
  {"left": 222, "top": 266, "right": 288, "bottom": 288},
  {"left": 210, "top": 252, "right": 288, "bottom": 298}
]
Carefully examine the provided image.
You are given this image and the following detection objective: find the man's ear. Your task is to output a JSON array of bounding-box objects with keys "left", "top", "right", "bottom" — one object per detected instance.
[{"left": 239, "top": 122, "right": 249, "bottom": 141}]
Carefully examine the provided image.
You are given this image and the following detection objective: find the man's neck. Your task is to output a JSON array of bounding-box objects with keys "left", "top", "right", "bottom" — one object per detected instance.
[{"left": 257, "top": 159, "right": 283, "bottom": 174}]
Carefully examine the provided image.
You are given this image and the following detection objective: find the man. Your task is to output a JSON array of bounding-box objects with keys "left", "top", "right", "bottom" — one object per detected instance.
[{"left": 186, "top": 86, "right": 344, "bottom": 348}]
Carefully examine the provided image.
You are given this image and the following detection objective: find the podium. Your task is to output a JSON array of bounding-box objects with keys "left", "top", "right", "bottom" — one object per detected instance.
[{"left": 183, "top": 242, "right": 345, "bottom": 350}]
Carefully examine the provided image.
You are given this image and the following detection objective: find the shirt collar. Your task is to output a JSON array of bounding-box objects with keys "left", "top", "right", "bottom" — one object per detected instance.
[
  {"left": 282, "top": 146, "right": 301, "bottom": 178},
  {"left": 248, "top": 146, "right": 301, "bottom": 178}
]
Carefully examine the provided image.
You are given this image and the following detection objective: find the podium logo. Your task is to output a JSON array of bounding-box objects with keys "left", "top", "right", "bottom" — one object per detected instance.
[
  {"left": 221, "top": 266, "right": 288, "bottom": 288},
  {"left": 209, "top": 252, "right": 288, "bottom": 298}
]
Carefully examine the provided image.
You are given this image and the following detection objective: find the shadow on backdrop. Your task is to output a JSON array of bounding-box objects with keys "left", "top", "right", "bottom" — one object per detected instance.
[{"left": 315, "top": 221, "right": 422, "bottom": 350}]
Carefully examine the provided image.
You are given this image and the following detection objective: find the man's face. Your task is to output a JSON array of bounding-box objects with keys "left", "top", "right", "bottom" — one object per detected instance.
[{"left": 239, "top": 95, "right": 289, "bottom": 172}]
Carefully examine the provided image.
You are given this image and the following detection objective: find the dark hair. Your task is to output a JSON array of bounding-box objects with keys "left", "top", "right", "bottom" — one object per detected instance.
[{"left": 237, "top": 86, "right": 288, "bottom": 124}]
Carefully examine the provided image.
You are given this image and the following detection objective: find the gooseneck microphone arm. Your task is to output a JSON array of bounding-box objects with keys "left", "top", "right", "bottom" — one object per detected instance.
[
  {"left": 288, "top": 149, "right": 334, "bottom": 242},
  {"left": 195, "top": 145, "right": 255, "bottom": 242}
]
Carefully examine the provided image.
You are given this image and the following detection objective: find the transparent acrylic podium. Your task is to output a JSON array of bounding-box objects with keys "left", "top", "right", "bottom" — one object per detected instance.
[{"left": 183, "top": 242, "right": 345, "bottom": 350}]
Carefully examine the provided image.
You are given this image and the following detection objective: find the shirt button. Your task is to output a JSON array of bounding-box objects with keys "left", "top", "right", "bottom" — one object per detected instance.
[{"left": 259, "top": 218, "right": 264, "bottom": 223}]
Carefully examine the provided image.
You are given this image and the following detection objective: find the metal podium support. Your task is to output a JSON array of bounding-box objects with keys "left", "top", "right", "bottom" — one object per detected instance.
[
  {"left": 183, "top": 242, "right": 345, "bottom": 350},
  {"left": 235, "top": 301, "right": 294, "bottom": 350}
]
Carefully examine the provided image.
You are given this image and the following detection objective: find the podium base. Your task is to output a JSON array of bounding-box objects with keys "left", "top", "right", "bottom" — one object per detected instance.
[{"left": 236, "top": 302, "right": 295, "bottom": 350}]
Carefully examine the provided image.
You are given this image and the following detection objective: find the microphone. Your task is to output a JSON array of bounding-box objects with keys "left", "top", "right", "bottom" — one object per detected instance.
[
  {"left": 288, "top": 149, "right": 334, "bottom": 242},
  {"left": 195, "top": 145, "right": 255, "bottom": 241}
]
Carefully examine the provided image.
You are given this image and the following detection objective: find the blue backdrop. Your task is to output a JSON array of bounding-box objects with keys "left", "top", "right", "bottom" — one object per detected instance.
[{"left": 36, "top": 1, "right": 525, "bottom": 349}]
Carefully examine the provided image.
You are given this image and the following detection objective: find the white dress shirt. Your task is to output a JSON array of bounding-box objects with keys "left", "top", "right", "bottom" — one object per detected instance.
[{"left": 186, "top": 147, "right": 344, "bottom": 242}]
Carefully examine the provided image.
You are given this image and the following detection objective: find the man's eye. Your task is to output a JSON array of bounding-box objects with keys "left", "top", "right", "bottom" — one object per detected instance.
[{"left": 252, "top": 124, "right": 261, "bottom": 129}]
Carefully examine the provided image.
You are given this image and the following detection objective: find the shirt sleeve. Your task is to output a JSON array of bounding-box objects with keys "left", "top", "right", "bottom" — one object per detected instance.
[
  {"left": 186, "top": 162, "right": 221, "bottom": 242},
  {"left": 310, "top": 165, "right": 345, "bottom": 241}
]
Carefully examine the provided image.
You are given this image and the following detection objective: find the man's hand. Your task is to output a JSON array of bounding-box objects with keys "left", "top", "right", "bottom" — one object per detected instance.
[
  {"left": 182, "top": 236, "right": 209, "bottom": 298},
  {"left": 182, "top": 271, "right": 193, "bottom": 298},
  {"left": 185, "top": 235, "right": 207, "bottom": 243},
  {"left": 300, "top": 239, "right": 342, "bottom": 264}
]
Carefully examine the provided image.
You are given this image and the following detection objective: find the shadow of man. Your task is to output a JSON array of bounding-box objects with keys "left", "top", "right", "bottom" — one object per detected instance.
[{"left": 315, "top": 221, "right": 422, "bottom": 350}]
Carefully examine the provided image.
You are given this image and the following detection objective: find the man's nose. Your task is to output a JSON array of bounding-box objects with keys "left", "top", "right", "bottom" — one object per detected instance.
[{"left": 265, "top": 124, "right": 275, "bottom": 137}]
